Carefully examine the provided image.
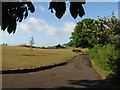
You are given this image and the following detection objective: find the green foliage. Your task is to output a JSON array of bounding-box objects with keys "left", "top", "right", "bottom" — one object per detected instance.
[
  {"left": 90, "top": 44, "right": 116, "bottom": 71},
  {"left": 45, "top": 46, "right": 56, "bottom": 49},
  {"left": 68, "top": 18, "right": 107, "bottom": 48},
  {"left": 88, "top": 13, "right": 120, "bottom": 85},
  {"left": 106, "top": 48, "right": 120, "bottom": 84},
  {"left": 55, "top": 44, "right": 65, "bottom": 49},
  {"left": 89, "top": 44, "right": 120, "bottom": 83},
  {"left": 32, "top": 46, "right": 41, "bottom": 49},
  {"left": 68, "top": 12, "right": 120, "bottom": 48},
  {"left": 45, "top": 44, "right": 66, "bottom": 49},
  {"left": 67, "top": 40, "right": 74, "bottom": 47}
]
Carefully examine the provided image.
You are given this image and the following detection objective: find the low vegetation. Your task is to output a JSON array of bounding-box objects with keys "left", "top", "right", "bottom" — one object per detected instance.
[
  {"left": 89, "top": 44, "right": 120, "bottom": 85},
  {"left": 89, "top": 44, "right": 117, "bottom": 78},
  {"left": 2, "top": 46, "right": 80, "bottom": 70}
]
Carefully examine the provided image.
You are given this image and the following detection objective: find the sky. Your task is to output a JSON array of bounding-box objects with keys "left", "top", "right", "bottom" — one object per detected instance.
[{"left": 0, "top": 2, "right": 119, "bottom": 47}]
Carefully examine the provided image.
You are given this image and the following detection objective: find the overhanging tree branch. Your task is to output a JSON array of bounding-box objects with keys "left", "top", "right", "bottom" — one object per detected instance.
[{"left": 1, "top": 0, "right": 86, "bottom": 34}]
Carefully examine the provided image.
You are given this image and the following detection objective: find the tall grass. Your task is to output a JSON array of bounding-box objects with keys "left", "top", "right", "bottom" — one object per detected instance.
[{"left": 89, "top": 44, "right": 119, "bottom": 79}]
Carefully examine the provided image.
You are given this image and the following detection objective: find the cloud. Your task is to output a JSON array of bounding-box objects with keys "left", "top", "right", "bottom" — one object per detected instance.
[
  {"left": 18, "top": 17, "right": 76, "bottom": 38},
  {"left": 0, "top": 31, "right": 9, "bottom": 43},
  {"left": 45, "top": 26, "right": 61, "bottom": 37},
  {"left": 39, "top": 5, "right": 46, "bottom": 12},
  {"left": 18, "top": 17, "right": 62, "bottom": 37},
  {"left": 61, "top": 22, "right": 76, "bottom": 32},
  {"left": 18, "top": 23, "right": 32, "bottom": 32}
]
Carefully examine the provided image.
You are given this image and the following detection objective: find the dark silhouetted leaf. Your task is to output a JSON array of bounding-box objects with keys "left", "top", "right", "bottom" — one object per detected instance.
[
  {"left": 2, "top": 1, "right": 86, "bottom": 34},
  {"left": 24, "top": 10, "right": 28, "bottom": 19},
  {"left": 78, "top": 4, "right": 85, "bottom": 18},
  {"left": 2, "top": 16, "right": 8, "bottom": 31},
  {"left": 55, "top": 11, "right": 62, "bottom": 19},
  {"left": 24, "top": 7, "right": 28, "bottom": 19},
  {"left": 7, "top": 16, "right": 16, "bottom": 34},
  {"left": 2, "top": 1, "right": 35, "bottom": 34},
  {"left": 70, "top": 2, "right": 78, "bottom": 19},
  {"left": 80, "top": 0, "right": 86, "bottom": 4},
  {"left": 49, "top": 2, "right": 66, "bottom": 19},
  {"left": 27, "top": 2, "right": 35, "bottom": 13},
  {"left": 49, "top": 1, "right": 54, "bottom": 13}
]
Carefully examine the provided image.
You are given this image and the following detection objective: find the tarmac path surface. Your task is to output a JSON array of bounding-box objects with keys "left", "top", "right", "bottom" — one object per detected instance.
[{"left": 2, "top": 53, "right": 105, "bottom": 88}]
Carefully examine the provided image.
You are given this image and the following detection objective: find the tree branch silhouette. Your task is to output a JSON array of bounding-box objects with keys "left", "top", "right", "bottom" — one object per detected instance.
[
  {"left": 1, "top": 0, "right": 86, "bottom": 34},
  {"left": 2, "top": 1, "right": 35, "bottom": 34}
]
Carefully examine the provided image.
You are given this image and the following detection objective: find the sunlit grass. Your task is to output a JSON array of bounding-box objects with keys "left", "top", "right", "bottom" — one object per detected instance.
[
  {"left": 2, "top": 46, "right": 81, "bottom": 70},
  {"left": 91, "top": 59, "right": 113, "bottom": 79}
]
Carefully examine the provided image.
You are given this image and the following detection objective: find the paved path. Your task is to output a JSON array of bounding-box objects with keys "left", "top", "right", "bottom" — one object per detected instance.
[{"left": 2, "top": 54, "right": 104, "bottom": 88}]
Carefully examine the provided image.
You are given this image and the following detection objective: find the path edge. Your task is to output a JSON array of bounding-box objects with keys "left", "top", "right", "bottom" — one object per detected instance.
[{"left": 1, "top": 55, "right": 80, "bottom": 74}]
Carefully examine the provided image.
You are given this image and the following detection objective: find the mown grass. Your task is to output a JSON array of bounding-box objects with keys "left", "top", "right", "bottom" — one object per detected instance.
[{"left": 2, "top": 46, "right": 81, "bottom": 70}]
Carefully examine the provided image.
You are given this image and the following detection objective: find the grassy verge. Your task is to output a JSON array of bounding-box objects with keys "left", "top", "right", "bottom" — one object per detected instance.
[
  {"left": 89, "top": 44, "right": 117, "bottom": 79},
  {"left": 90, "top": 59, "right": 112, "bottom": 79},
  {"left": 2, "top": 46, "right": 80, "bottom": 70}
]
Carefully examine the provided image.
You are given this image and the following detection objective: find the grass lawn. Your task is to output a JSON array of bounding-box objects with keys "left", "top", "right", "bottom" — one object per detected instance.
[{"left": 2, "top": 46, "right": 82, "bottom": 70}]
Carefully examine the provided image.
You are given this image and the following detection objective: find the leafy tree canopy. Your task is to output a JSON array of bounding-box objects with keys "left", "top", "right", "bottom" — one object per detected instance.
[
  {"left": 1, "top": 0, "right": 86, "bottom": 34},
  {"left": 68, "top": 12, "right": 120, "bottom": 48}
]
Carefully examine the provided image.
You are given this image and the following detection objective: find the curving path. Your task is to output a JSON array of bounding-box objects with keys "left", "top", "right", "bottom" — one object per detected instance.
[{"left": 2, "top": 53, "right": 106, "bottom": 88}]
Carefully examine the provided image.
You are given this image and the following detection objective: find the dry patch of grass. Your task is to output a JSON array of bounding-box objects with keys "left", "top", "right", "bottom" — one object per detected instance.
[{"left": 2, "top": 46, "right": 80, "bottom": 70}]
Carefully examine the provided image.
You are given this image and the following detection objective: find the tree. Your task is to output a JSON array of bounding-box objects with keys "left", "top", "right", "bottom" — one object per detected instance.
[
  {"left": 29, "top": 37, "right": 35, "bottom": 51},
  {"left": 1, "top": 0, "right": 86, "bottom": 34},
  {"left": 97, "top": 12, "right": 120, "bottom": 45},
  {"left": 68, "top": 18, "right": 100, "bottom": 48},
  {"left": 55, "top": 44, "right": 65, "bottom": 49},
  {"left": 68, "top": 12, "right": 120, "bottom": 48}
]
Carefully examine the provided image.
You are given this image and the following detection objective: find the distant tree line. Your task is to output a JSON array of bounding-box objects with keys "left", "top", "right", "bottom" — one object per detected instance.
[{"left": 1, "top": 43, "right": 7, "bottom": 46}]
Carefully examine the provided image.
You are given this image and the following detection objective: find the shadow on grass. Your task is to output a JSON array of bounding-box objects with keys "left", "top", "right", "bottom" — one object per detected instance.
[{"left": 1, "top": 62, "right": 67, "bottom": 74}]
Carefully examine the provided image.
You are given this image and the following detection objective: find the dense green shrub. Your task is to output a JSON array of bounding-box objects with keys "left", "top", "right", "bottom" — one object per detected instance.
[
  {"left": 107, "top": 49, "right": 120, "bottom": 84},
  {"left": 89, "top": 44, "right": 120, "bottom": 85},
  {"left": 89, "top": 44, "right": 119, "bottom": 73}
]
